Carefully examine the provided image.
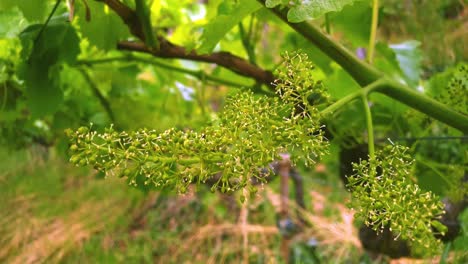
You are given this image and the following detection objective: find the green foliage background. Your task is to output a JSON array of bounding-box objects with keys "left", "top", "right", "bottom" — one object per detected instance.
[{"left": 0, "top": 0, "right": 467, "bottom": 262}]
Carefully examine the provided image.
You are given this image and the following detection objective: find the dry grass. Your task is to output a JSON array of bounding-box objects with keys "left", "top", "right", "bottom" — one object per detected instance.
[
  {"left": 0, "top": 150, "right": 139, "bottom": 264},
  {"left": 154, "top": 186, "right": 363, "bottom": 263},
  {"left": 0, "top": 192, "right": 131, "bottom": 264},
  {"left": 266, "top": 188, "right": 362, "bottom": 260}
]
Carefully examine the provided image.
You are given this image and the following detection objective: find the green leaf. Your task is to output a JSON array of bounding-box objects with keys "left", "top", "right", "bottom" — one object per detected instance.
[
  {"left": 329, "top": 1, "right": 371, "bottom": 47},
  {"left": 18, "top": 0, "right": 49, "bottom": 21},
  {"left": 198, "top": 0, "right": 261, "bottom": 54},
  {"left": 324, "top": 68, "right": 360, "bottom": 99},
  {"left": 0, "top": 0, "right": 15, "bottom": 10},
  {"left": 389, "top": 41, "right": 422, "bottom": 87},
  {"left": 0, "top": 0, "right": 49, "bottom": 22},
  {"left": 18, "top": 63, "right": 64, "bottom": 118},
  {"left": 18, "top": 17, "right": 80, "bottom": 117},
  {"left": 265, "top": 0, "right": 286, "bottom": 8},
  {"left": 75, "top": 1, "right": 130, "bottom": 51},
  {"left": 0, "top": 8, "right": 28, "bottom": 38},
  {"left": 375, "top": 41, "right": 422, "bottom": 88},
  {"left": 287, "top": 0, "right": 362, "bottom": 23}
]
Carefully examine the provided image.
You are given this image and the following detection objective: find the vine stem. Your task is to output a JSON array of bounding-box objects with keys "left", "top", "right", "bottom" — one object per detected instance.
[
  {"left": 324, "top": 13, "right": 331, "bottom": 34},
  {"left": 238, "top": 21, "right": 257, "bottom": 65},
  {"left": 1, "top": 83, "right": 7, "bottom": 111},
  {"left": 320, "top": 79, "right": 386, "bottom": 116},
  {"left": 362, "top": 95, "right": 375, "bottom": 159},
  {"left": 367, "top": 0, "right": 379, "bottom": 63},
  {"left": 257, "top": 0, "right": 382, "bottom": 86},
  {"left": 319, "top": 77, "right": 468, "bottom": 132},
  {"left": 99, "top": 0, "right": 468, "bottom": 132}
]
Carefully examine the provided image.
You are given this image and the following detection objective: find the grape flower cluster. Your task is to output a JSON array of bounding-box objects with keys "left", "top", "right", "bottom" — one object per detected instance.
[
  {"left": 347, "top": 144, "right": 446, "bottom": 255},
  {"left": 67, "top": 53, "right": 329, "bottom": 195}
]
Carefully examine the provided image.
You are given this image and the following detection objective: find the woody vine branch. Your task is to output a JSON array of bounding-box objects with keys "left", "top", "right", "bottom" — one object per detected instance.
[{"left": 95, "top": 0, "right": 467, "bottom": 132}]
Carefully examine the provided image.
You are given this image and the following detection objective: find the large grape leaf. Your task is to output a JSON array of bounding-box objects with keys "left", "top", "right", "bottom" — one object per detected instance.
[
  {"left": 18, "top": 62, "right": 64, "bottom": 119},
  {"left": 75, "top": 1, "right": 130, "bottom": 51},
  {"left": 18, "top": 17, "right": 80, "bottom": 118},
  {"left": 328, "top": 1, "right": 371, "bottom": 47},
  {"left": 286, "top": 0, "right": 363, "bottom": 23},
  {"left": 198, "top": 0, "right": 262, "bottom": 54},
  {"left": 324, "top": 67, "right": 360, "bottom": 99}
]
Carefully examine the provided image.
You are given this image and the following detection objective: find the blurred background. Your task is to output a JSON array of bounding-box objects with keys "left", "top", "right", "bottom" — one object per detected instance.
[{"left": 0, "top": 0, "right": 467, "bottom": 263}]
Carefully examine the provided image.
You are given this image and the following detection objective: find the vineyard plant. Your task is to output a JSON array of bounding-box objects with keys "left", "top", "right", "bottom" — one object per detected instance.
[{"left": 0, "top": 0, "right": 467, "bottom": 263}]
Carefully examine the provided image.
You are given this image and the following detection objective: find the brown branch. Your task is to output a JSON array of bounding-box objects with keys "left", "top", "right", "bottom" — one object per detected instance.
[
  {"left": 98, "top": 0, "right": 275, "bottom": 87},
  {"left": 100, "top": 0, "right": 144, "bottom": 40},
  {"left": 117, "top": 41, "right": 275, "bottom": 86}
]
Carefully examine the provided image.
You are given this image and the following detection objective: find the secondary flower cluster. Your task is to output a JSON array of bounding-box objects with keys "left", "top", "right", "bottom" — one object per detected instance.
[
  {"left": 67, "top": 53, "right": 329, "bottom": 194},
  {"left": 439, "top": 63, "right": 467, "bottom": 114},
  {"left": 347, "top": 145, "right": 446, "bottom": 255}
]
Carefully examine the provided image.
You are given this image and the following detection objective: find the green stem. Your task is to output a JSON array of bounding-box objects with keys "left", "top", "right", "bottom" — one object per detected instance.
[
  {"left": 1, "top": 83, "right": 7, "bottom": 111},
  {"left": 376, "top": 79, "right": 468, "bottom": 133},
  {"left": 362, "top": 95, "right": 375, "bottom": 159},
  {"left": 135, "top": 0, "right": 158, "bottom": 49},
  {"left": 324, "top": 13, "right": 331, "bottom": 34},
  {"left": 260, "top": 0, "right": 468, "bottom": 132},
  {"left": 77, "top": 56, "right": 248, "bottom": 88},
  {"left": 197, "top": 72, "right": 207, "bottom": 117},
  {"left": 33, "top": 0, "right": 62, "bottom": 45},
  {"left": 321, "top": 79, "right": 385, "bottom": 116},
  {"left": 238, "top": 22, "right": 257, "bottom": 65},
  {"left": 367, "top": 0, "right": 379, "bottom": 63},
  {"left": 258, "top": 0, "right": 382, "bottom": 86},
  {"left": 247, "top": 14, "right": 255, "bottom": 40},
  {"left": 321, "top": 78, "right": 468, "bottom": 133}
]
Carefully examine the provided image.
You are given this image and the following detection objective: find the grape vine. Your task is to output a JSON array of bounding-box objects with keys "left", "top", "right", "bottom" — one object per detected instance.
[{"left": 67, "top": 53, "right": 450, "bottom": 255}]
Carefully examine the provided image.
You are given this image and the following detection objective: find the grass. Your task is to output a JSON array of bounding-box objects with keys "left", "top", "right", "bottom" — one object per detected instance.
[
  {"left": 1, "top": 146, "right": 466, "bottom": 263},
  {"left": 0, "top": 147, "right": 144, "bottom": 263}
]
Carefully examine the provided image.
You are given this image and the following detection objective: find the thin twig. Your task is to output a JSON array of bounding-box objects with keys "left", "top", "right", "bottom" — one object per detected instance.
[
  {"left": 96, "top": 0, "right": 274, "bottom": 87},
  {"left": 33, "top": 0, "right": 62, "bottom": 48},
  {"left": 77, "top": 55, "right": 249, "bottom": 88},
  {"left": 117, "top": 41, "right": 275, "bottom": 87},
  {"left": 367, "top": 0, "right": 379, "bottom": 63},
  {"left": 377, "top": 136, "right": 468, "bottom": 142},
  {"left": 78, "top": 68, "right": 116, "bottom": 124},
  {"left": 238, "top": 22, "right": 257, "bottom": 65}
]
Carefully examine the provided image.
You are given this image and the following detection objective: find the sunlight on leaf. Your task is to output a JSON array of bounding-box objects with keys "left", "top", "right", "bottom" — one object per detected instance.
[
  {"left": 286, "top": 0, "right": 362, "bottom": 23},
  {"left": 198, "top": 0, "right": 261, "bottom": 54}
]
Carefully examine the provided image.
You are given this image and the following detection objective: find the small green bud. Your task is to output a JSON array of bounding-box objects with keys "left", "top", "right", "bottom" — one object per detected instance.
[
  {"left": 78, "top": 127, "right": 89, "bottom": 134},
  {"left": 239, "top": 195, "right": 246, "bottom": 203},
  {"left": 89, "top": 156, "right": 96, "bottom": 163},
  {"left": 70, "top": 155, "right": 80, "bottom": 164}
]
